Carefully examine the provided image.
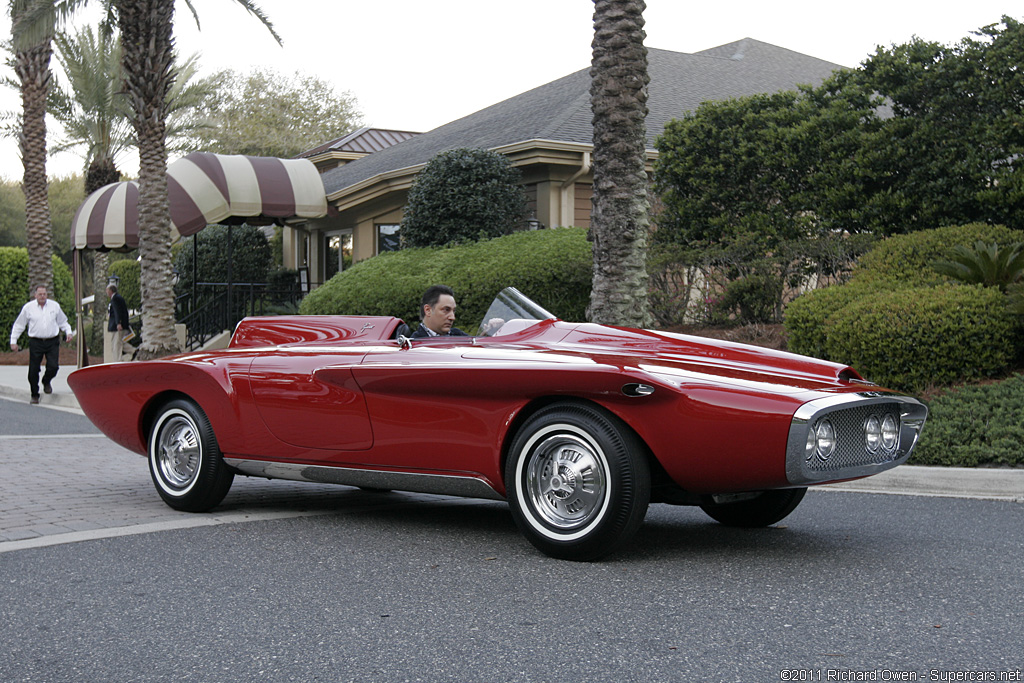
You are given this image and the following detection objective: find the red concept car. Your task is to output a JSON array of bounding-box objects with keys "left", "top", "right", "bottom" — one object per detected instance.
[{"left": 69, "top": 287, "right": 928, "bottom": 560}]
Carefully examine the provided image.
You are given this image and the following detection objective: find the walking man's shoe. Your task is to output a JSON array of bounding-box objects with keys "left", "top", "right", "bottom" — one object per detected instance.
[
  {"left": 30, "top": 395, "right": 40, "bottom": 404},
  {"left": 43, "top": 380, "right": 52, "bottom": 394}
]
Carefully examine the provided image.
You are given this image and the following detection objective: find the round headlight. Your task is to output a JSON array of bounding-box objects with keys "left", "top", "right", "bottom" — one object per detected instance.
[
  {"left": 814, "top": 420, "right": 836, "bottom": 460},
  {"left": 865, "top": 415, "right": 881, "bottom": 454},
  {"left": 805, "top": 428, "right": 817, "bottom": 461},
  {"left": 881, "top": 413, "right": 899, "bottom": 451}
]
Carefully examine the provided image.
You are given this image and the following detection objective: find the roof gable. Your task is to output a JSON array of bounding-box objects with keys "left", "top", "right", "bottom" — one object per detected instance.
[{"left": 298, "top": 127, "right": 419, "bottom": 159}]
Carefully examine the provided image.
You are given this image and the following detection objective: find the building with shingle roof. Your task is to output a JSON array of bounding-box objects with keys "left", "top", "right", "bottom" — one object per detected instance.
[{"left": 286, "top": 38, "right": 845, "bottom": 285}]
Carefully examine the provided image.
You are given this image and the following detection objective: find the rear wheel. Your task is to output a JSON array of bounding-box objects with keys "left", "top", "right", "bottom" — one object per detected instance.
[
  {"left": 505, "top": 402, "right": 650, "bottom": 561},
  {"left": 148, "top": 399, "right": 234, "bottom": 512},
  {"left": 699, "top": 488, "right": 807, "bottom": 527}
]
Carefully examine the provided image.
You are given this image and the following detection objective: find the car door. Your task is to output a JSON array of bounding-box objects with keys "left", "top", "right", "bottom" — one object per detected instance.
[{"left": 249, "top": 348, "right": 374, "bottom": 452}]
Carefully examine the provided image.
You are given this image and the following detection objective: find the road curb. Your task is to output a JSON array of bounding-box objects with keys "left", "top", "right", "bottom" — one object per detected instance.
[
  {"left": 820, "top": 465, "right": 1024, "bottom": 502},
  {"left": 0, "top": 378, "right": 80, "bottom": 410}
]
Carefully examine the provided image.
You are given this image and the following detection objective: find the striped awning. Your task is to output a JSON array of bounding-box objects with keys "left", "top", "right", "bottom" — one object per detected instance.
[{"left": 70, "top": 152, "right": 328, "bottom": 250}]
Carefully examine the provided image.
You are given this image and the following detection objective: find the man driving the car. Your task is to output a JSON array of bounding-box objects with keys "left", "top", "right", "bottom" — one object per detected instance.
[{"left": 413, "top": 285, "right": 469, "bottom": 338}]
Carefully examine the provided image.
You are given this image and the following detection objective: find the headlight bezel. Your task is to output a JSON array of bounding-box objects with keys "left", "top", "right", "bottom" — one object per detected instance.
[{"left": 788, "top": 394, "right": 928, "bottom": 486}]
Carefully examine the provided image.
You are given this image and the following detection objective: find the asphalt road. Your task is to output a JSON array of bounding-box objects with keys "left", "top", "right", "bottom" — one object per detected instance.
[
  {"left": 2, "top": 398, "right": 1022, "bottom": 682},
  {"left": 0, "top": 394, "right": 99, "bottom": 435}
]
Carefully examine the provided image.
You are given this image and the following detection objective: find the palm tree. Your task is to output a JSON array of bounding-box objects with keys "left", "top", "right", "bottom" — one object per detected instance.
[
  {"left": 8, "top": 0, "right": 55, "bottom": 296},
  {"left": 588, "top": 0, "right": 652, "bottom": 327},
  {"left": 50, "top": 25, "right": 129, "bottom": 191},
  {"left": 14, "top": 0, "right": 277, "bottom": 358},
  {"left": 51, "top": 23, "right": 214, "bottom": 193},
  {"left": 115, "top": 0, "right": 278, "bottom": 359},
  {"left": 50, "top": 23, "right": 216, "bottom": 340}
]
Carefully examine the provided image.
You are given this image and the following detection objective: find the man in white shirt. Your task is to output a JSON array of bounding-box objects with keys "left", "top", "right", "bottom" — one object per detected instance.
[{"left": 9, "top": 285, "right": 75, "bottom": 404}]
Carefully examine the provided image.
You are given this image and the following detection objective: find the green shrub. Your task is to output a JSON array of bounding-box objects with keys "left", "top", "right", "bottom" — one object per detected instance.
[
  {"left": 401, "top": 148, "right": 528, "bottom": 248},
  {"left": 300, "top": 228, "right": 592, "bottom": 331},
  {"left": 713, "top": 270, "right": 784, "bottom": 325},
  {"left": 824, "top": 284, "right": 1015, "bottom": 391},
  {"left": 108, "top": 259, "right": 141, "bottom": 310},
  {"left": 785, "top": 281, "right": 880, "bottom": 360},
  {"left": 172, "top": 225, "right": 273, "bottom": 291},
  {"left": 787, "top": 224, "right": 1024, "bottom": 391},
  {"left": 0, "top": 247, "right": 75, "bottom": 350},
  {"left": 853, "top": 223, "right": 1024, "bottom": 286},
  {"left": 911, "top": 375, "right": 1024, "bottom": 468}
]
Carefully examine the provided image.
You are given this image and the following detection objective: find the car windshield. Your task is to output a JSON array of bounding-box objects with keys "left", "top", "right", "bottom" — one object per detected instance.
[{"left": 478, "top": 287, "right": 557, "bottom": 337}]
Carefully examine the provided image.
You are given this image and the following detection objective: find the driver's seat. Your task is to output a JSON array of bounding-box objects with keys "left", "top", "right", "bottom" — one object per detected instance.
[{"left": 391, "top": 322, "right": 413, "bottom": 339}]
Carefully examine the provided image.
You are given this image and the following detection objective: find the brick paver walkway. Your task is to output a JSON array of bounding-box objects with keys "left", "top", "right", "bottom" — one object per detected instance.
[{"left": 0, "top": 433, "right": 470, "bottom": 550}]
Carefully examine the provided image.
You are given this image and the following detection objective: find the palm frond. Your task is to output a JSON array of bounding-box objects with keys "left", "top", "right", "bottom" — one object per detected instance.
[
  {"left": 228, "top": 0, "right": 281, "bottom": 45},
  {"left": 933, "top": 240, "right": 1024, "bottom": 291}
]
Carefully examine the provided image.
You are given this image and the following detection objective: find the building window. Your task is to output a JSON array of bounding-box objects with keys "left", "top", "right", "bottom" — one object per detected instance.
[
  {"left": 377, "top": 224, "right": 401, "bottom": 253},
  {"left": 324, "top": 230, "right": 352, "bottom": 280}
]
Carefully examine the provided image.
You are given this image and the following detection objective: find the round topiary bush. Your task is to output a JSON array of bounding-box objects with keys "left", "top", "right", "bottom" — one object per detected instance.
[
  {"left": 1, "top": 247, "right": 76, "bottom": 350},
  {"left": 401, "top": 148, "right": 528, "bottom": 248},
  {"left": 823, "top": 284, "right": 1015, "bottom": 391},
  {"left": 300, "top": 228, "right": 592, "bottom": 332}
]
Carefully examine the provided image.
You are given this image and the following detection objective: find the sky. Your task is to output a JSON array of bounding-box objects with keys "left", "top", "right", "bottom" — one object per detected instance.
[{"left": 0, "top": 0, "right": 1019, "bottom": 181}]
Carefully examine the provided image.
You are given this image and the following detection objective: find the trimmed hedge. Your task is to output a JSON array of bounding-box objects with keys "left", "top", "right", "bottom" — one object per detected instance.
[
  {"left": 786, "top": 224, "right": 1024, "bottom": 392},
  {"left": 911, "top": 374, "right": 1024, "bottom": 468},
  {"left": 784, "top": 281, "right": 877, "bottom": 361},
  {"left": 1, "top": 247, "right": 75, "bottom": 350},
  {"left": 300, "top": 228, "right": 592, "bottom": 331},
  {"left": 823, "top": 284, "right": 1016, "bottom": 391},
  {"left": 853, "top": 223, "right": 1024, "bottom": 286}
]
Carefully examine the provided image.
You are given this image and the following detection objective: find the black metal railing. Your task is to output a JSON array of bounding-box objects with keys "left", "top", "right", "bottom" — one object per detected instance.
[{"left": 175, "top": 282, "right": 310, "bottom": 351}]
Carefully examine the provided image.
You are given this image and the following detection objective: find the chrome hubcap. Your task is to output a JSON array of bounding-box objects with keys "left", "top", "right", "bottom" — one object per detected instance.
[
  {"left": 157, "top": 415, "right": 201, "bottom": 490},
  {"left": 525, "top": 433, "right": 606, "bottom": 530}
]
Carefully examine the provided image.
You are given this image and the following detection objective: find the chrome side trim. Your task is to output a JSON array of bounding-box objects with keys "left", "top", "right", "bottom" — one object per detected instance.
[
  {"left": 223, "top": 458, "right": 506, "bottom": 501},
  {"left": 786, "top": 394, "right": 928, "bottom": 486}
]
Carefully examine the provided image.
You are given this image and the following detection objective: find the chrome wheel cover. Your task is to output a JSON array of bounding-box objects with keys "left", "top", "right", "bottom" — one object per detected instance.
[
  {"left": 524, "top": 430, "right": 608, "bottom": 531},
  {"left": 155, "top": 414, "right": 202, "bottom": 491}
]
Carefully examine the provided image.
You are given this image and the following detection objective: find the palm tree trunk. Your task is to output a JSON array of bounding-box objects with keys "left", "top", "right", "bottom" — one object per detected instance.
[
  {"left": 14, "top": 39, "right": 53, "bottom": 296},
  {"left": 588, "top": 0, "right": 652, "bottom": 327},
  {"left": 117, "top": 0, "right": 179, "bottom": 358}
]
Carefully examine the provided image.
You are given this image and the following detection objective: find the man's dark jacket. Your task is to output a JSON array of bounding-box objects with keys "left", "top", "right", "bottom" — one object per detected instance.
[
  {"left": 107, "top": 293, "right": 130, "bottom": 332},
  {"left": 411, "top": 326, "right": 467, "bottom": 338}
]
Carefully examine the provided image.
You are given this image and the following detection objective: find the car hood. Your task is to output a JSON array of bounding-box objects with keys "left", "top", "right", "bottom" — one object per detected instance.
[{"left": 477, "top": 320, "right": 869, "bottom": 395}]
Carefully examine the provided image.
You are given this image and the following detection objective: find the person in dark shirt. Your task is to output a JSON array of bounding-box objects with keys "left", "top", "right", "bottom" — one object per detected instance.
[
  {"left": 104, "top": 284, "right": 131, "bottom": 363},
  {"left": 411, "top": 285, "right": 468, "bottom": 338}
]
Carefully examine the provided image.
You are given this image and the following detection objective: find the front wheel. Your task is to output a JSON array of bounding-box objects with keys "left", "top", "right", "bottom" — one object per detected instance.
[
  {"left": 699, "top": 488, "right": 807, "bottom": 527},
  {"left": 505, "top": 402, "right": 650, "bottom": 561},
  {"left": 148, "top": 399, "right": 234, "bottom": 512}
]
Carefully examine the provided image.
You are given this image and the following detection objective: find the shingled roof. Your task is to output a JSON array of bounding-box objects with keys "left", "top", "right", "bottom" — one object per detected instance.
[
  {"left": 320, "top": 39, "right": 845, "bottom": 197},
  {"left": 298, "top": 127, "right": 420, "bottom": 159}
]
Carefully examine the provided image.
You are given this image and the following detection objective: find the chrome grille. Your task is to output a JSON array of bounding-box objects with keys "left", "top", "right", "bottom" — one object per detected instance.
[
  {"left": 806, "top": 405, "right": 900, "bottom": 473},
  {"left": 786, "top": 393, "right": 927, "bottom": 486}
]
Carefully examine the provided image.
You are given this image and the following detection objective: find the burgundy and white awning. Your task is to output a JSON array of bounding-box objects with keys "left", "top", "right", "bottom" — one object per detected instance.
[{"left": 70, "top": 152, "right": 328, "bottom": 250}]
